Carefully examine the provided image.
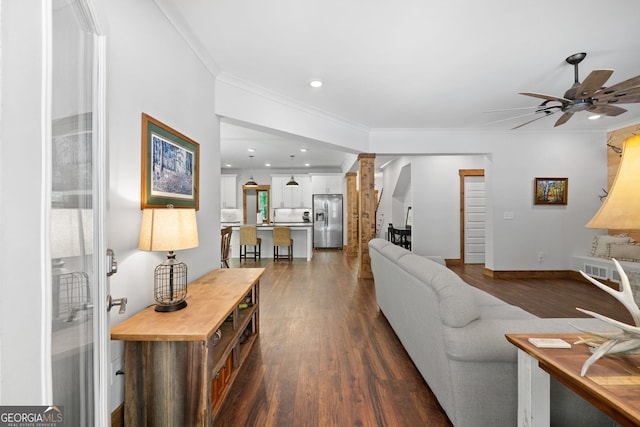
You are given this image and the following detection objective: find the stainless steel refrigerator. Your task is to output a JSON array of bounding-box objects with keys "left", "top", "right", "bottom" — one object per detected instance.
[{"left": 313, "top": 194, "right": 343, "bottom": 249}]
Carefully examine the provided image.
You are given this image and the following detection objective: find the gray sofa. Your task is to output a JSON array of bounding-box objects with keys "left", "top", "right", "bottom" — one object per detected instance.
[{"left": 368, "top": 238, "right": 614, "bottom": 427}]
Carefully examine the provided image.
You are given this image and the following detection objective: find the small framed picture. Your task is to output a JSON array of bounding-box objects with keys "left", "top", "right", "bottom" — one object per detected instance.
[
  {"left": 141, "top": 113, "right": 199, "bottom": 210},
  {"left": 534, "top": 177, "right": 568, "bottom": 205}
]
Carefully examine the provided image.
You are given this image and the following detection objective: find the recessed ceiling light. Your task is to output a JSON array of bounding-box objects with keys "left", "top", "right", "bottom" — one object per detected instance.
[
  {"left": 224, "top": 163, "right": 232, "bottom": 168},
  {"left": 248, "top": 148, "right": 256, "bottom": 152},
  {"left": 588, "top": 114, "right": 601, "bottom": 120},
  {"left": 265, "top": 163, "right": 271, "bottom": 167},
  {"left": 300, "top": 148, "right": 308, "bottom": 152},
  {"left": 304, "top": 163, "right": 310, "bottom": 167},
  {"left": 309, "top": 80, "right": 323, "bottom": 88}
]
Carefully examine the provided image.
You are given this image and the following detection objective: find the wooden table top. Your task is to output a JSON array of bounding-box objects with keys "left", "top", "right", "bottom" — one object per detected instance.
[
  {"left": 111, "top": 268, "right": 264, "bottom": 342},
  {"left": 506, "top": 333, "right": 640, "bottom": 426}
]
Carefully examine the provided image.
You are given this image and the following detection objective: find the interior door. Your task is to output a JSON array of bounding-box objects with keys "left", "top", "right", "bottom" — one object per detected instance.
[
  {"left": 50, "top": 1, "right": 110, "bottom": 424},
  {"left": 463, "top": 175, "right": 486, "bottom": 264}
]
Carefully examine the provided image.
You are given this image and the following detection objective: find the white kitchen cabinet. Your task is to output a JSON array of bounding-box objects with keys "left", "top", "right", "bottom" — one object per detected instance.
[
  {"left": 220, "top": 174, "right": 237, "bottom": 208},
  {"left": 271, "top": 175, "right": 311, "bottom": 208},
  {"left": 311, "top": 174, "right": 343, "bottom": 194}
]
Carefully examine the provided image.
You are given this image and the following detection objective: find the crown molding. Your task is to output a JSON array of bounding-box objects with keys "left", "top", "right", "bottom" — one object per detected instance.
[
  {"left": 216, "top": 72, "right": 369, "bottom": 135},
  {"left": 152, "top": 0, "right": 221, "bottom": 78}
]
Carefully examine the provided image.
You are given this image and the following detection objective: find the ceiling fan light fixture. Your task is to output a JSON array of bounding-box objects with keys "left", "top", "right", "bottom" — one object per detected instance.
[{"left": 515, "top": 52, "right": 640, "bottom": 129}]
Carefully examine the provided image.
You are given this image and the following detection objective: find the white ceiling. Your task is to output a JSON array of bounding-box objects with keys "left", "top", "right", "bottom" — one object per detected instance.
[{"left": 155, "top": 0, "right": 640, "bottom": 170}]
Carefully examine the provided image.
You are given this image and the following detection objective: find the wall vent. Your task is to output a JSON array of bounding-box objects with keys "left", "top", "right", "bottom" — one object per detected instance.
[
  {"left": 610, "top": 269, "right": 622, "bottom": 283},
  {"left": 584, "top": 264, "right": 608, "bottom": 280}
]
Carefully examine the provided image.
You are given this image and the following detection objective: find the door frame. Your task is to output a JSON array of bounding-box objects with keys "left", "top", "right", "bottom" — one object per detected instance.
[{"left": 459, "top": 169, "right": 484, "bottom": 264}]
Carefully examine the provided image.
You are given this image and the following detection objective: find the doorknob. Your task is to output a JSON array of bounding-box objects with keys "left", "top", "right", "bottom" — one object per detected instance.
[
  {"left": 107, "top": 295, "right": 127, "bottom": 314},
  {"left": 106, "top": 248, "right": 118, "bottom": 277}
]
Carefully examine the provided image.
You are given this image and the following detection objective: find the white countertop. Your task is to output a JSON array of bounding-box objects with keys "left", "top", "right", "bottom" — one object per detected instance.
[{"left": 222, "top": 222, "right": 312, "bottom": 228}]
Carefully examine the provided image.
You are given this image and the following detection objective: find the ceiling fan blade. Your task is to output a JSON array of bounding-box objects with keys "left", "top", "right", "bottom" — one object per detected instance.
[
  {"left": 575, "top": 69, "right": 614, "bottom": 99},
  {"left": 554, "top": 112, "right": 574, "bottom": 127},
  {"left": 484, "top": 106, "right": 552, "bottom": 113},
  {"left": 587, "top": 104, "right": 627, "bottom": 116},
  {"left": 511, "top": 110, "right": 556, "bottom": 130},
  {"left": 594, "top": 85, "right": 640, "bottom": 103},
  {"left": 594, "top": 74, "right": 640, "bottom": 97},
  {"left": 602, "top": 94, "right": 640, "bottom": 104},
  {"left": 519, "top": 92, "right": 570, "bottom": 104}
]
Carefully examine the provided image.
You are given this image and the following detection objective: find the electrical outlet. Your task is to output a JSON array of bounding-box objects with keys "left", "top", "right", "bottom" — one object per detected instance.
[{"left": 537, "top": 252, "right": 545, "bottom": 263}]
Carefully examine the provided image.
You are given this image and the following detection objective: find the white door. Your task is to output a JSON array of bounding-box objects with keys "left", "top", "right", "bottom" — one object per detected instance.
[
  {"left": 464, "top": 176, "right": 485, "bottom": 264},
  {"left": 50, "top": 1, "right": 112, "bottom": 425}
]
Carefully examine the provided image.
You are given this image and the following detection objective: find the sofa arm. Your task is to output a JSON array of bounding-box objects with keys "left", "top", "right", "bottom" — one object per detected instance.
[{"left": 443, "top": 317, "right": 609, "bottom": 363}]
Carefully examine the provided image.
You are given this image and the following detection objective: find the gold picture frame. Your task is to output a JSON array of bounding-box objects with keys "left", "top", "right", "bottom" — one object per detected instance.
[
  {"left": 534, "top": 177, "right": 568, "bottom": 205},
  {"left": 141, "top": 113, "right": 199, "bottom": 210}
]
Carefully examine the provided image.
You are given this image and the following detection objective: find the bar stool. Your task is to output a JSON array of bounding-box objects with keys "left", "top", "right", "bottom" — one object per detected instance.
[
  {"left": 239, "top": 225, "right": 261, "bottom": 262},
  {"left": 220, "top": 226, "right": 232, "bottom": 268},
  {"left": 273, "top": 227, "right": 293, "bottom": 261}
]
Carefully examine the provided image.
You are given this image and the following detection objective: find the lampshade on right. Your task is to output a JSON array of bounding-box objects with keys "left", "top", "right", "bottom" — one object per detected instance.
[{"left": 586, "top": 134, "right": 640, "bottom": 229}]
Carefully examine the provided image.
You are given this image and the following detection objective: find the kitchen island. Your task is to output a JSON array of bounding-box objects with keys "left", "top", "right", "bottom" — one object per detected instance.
[{"left": 223, "top": 223, "right": 313, "bottom": 261}]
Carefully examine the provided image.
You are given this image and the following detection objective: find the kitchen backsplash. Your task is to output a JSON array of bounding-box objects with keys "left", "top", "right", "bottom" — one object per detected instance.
[
  {"left": 221, "top": 208, "right": 242, "bottom": 223},
  {"left": 273, "top": 208, "right": 310, "bottom": 223}
]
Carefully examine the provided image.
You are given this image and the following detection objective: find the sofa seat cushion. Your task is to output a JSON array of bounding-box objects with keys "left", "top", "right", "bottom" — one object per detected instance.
[
  {"left": 471, "top": 287, "right": 508, "bottom": 306},
  {"left": 479, "top": 304, "right": 534, "bottom": 320}
]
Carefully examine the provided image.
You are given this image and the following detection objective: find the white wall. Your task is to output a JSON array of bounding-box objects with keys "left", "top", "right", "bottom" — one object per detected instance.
[
  {"left": 92, "top": 0, "right": 219, "bottom": 411},
  {"left": 411, "top": 155, "right": 485, "bottom": 257},
  {"left": 373, "top": 130, "right": 607, "bottom": 270},
  {"left": 0, "top": 0, "right": 50, "bottom": 404}
]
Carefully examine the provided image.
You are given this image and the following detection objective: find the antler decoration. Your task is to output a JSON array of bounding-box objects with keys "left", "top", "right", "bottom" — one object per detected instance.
[{"left": 573, "top": 259, "right": 640, "bottom": 376}]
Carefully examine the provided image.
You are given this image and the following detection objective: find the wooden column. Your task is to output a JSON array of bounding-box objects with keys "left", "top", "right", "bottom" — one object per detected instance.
[
  {"left": 358, "top": 153, "right": 376, "bottom": 279},
  {"left": 345, "top": 172, "right": 358, "bottom": 256}
]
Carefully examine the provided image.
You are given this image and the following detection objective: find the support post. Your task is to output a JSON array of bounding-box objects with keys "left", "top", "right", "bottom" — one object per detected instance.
[
  {"left": 358, "top": 154, "right": 376, "bottom": 279},
  {"left": 345, "top": 172, "right": 358, "bottom": 256}
]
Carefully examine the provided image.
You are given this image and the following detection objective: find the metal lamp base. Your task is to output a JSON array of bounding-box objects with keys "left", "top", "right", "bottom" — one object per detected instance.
[{"left": 154, "top": 300, "right": 187, "bottom": 312}]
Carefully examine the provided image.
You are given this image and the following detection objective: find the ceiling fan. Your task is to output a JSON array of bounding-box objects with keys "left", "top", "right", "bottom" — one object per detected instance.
[{"left": 514, "top": 52, "right": 640, "bottom": 129}]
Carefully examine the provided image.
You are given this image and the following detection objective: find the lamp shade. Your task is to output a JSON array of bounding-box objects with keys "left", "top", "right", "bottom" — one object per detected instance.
[
  {"left": 138, "top": 208, "right": 199, "bottom": 251},
  {"left": 586, "top": 134, "right": 640, "bottom": 229}
]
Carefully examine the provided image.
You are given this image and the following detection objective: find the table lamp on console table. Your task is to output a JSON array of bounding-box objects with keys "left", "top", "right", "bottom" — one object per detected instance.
[
  {"left": 138, "top": 206, "right": 199, "bottom": 312},
  {"left": 577, "top": 134, "right": 640, "bottom": 375}
]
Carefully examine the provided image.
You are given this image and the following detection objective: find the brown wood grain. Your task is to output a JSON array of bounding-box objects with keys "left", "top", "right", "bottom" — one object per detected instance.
[
  {"left": 111, "top": 268, "right": 263, "bottom": 341},
  {"left": 507, "top": 333, "right": 640, "bottom": 426},
  {"left": 213, "top": 254, "right": 636, "bottom": 426}
]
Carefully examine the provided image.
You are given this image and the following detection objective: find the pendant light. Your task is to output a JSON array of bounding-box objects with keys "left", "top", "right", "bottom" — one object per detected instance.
[
  {"left": 286, "top": 155, "right": 299, "bottom": 187},
  {"left": 245, "top": 155, "right": 258, "bottom": 187}
]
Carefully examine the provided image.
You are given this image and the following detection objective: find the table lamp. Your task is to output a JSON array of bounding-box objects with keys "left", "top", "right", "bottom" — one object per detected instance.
[
  {"left": 138, "top": 206, "right": 199, "bottom": 312},
  {"left": 586, "top": 134, "right": 640, "bottom": 230},
  {"left": 577, "top": 134, "right": 640, "bottom": 375}
]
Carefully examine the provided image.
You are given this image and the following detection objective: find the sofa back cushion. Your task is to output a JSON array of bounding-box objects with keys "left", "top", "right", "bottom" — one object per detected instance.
[
  {"left": 431, "top": 269, "right": 481, "bottom": 327},
  {"left": 398, "top": 254, "right": 481, "bottom": 327}
]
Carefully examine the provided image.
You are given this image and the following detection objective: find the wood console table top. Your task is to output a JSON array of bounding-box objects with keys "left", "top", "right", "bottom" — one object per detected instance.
[
  {"left": 111, "top": 268, "right": 264, "bottom": 342},
  {"left": 506, "top": 333, "right": 640, "bottom": 426}
]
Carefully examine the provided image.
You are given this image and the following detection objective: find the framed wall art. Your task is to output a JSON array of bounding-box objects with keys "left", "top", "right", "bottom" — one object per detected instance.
[
  {"left": 141, "top": 113, "right": 200, "bottom": 210},
  {"left": 534, "top": 177, "right": 568, "bottom": 205}
]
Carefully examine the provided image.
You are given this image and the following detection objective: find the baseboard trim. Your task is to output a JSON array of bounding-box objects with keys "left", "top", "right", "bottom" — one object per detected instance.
[
  {"left": 112, "top": 403, "right": 124, "bottom": 427},
  {"left": 444, "top": 258, "right": 461, "bottom": 266},
  {"left": 481, "top": 268, "right": 621, "bottom": 290},
  {"left": 483, "top": 269, "right": 573, "bottom": 280}
]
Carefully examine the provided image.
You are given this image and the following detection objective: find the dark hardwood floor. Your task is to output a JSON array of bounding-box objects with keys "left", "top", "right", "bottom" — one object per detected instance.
[{"left": 214, "top": 251, "right": 632, "bottom": 426}]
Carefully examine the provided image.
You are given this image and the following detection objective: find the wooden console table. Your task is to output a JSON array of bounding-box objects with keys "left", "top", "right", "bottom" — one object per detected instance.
[
  {"left": 506, "top": 333, "right": 640, "bottom": 427},
  {"left": 111, "top": 268, "right": 263, "bottom": 426}
]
